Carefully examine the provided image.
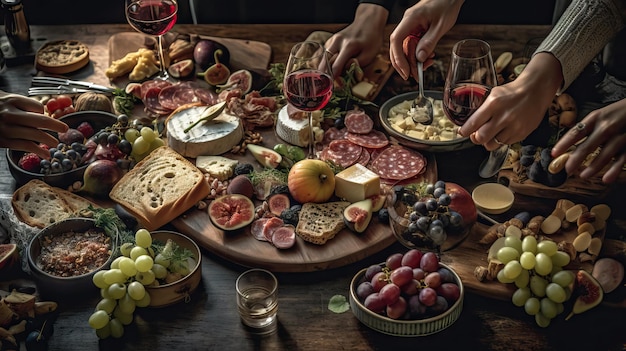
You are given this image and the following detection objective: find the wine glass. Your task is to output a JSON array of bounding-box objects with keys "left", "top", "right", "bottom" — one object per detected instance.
[
  {"left": 283, "top": 41, "right": 333, "bottom": 159},
  {"left": 442, "top": 39, "right": 506, "bottom": 178},
  {"left": 125, "top": 0, "right": 178, "bottom": 79}
]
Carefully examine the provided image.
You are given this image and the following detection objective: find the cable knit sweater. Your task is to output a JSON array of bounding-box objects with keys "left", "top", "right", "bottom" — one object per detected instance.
[{"left": 535, "top": 0, "right": 625, "bottom": 92}]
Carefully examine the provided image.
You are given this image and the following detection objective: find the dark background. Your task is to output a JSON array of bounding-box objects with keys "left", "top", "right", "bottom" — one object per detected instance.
[{"left": 11, "top": 0, "right": 557, "bottom": 25}]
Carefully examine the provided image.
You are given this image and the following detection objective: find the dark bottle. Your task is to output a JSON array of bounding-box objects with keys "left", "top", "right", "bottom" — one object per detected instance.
[{"left": 1, "top": 0, "right": 31, "bottom": 55}]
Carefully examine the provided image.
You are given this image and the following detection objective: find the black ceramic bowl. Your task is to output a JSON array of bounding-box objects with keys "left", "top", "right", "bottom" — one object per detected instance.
[
  {"left": 27, "top": 217, "right": 117, "bottom": 297},
  {"left": 6, "top": 110, "right": 118, "bottom": 189},
  {"left": 379, "top": 91, "right": 474, "bottom": 152}
]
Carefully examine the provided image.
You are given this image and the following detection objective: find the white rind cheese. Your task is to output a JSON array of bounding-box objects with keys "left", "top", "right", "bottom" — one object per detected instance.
[
  {"left": 166, "top": 106, "right": 243, "bottom": 157},
  {"left": 275, "top": 105, "right": 310, "bottom": 147},
  {"left": 334, "top": 163, "right": 381, "bottom": 203}
]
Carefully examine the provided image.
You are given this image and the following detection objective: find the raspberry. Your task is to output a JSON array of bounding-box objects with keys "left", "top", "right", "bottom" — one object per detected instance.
[
  {"left": 18, "top": 153, "right": 42, "bottom": 172},
  {"left": 39, "top": 143, "right": 50, "bottom": 151},
  {"left": 76, "top": 121, "right": 95, "bottom": 138}
]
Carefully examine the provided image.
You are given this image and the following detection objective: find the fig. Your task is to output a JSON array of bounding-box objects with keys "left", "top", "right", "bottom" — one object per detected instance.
[
  {"left": 194, "top": 39, "right": 230, "bottom": 71},
  {"left": 343, "top": 198, "right": 373, "bottom": 233},
  {"left": 168, "top": 59, "right": 195, "bottom": 79},
  {"left": 246, "top": 144, "right": 282, "bottom": 169},
  {"left": 198, "top": 49, "right": 231, "bottom": 86},
  {"left": 267, "top": 193, "right": 291, "bottom": 217},
  {"left": 79, "top": 159, "right": 123, "bottom": 198},
  {"left": 58, "top": 128, "right": 85, "bottom": 145},
  {"left": 226, "top": 174, "right": 255, "bottom": 199},
  {"left": 591, "top": 257, "right": 624, "bottom": 294},
  {"left": 216, "top": 69, "right": 253, "bottom": 94},
  {"left": 208, "top": 194, "right": 255, "bottom": 231},
  {"left": 369, "top": 194, "right": 386, "bottom": 212},
  {"left": 565, "top": 270, "right": 604, "bottom": 320}
]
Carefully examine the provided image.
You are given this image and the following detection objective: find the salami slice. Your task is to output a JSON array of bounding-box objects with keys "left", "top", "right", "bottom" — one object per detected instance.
[
  {"left": 250, "top": 218, "right": 270, "bottom": 242},
  {"left": 325, "top": 139, "right": 362, "bottom": 168},
  {"left": 344, "top": 111, "right": 374, "bottom": 134},
  {"left": 262, "top": 217, "right": 284, "bottom": 242},
  {"left": 356, "top": 147, "right": 371, "bottom": 166},
  {"left": 157, "top": 85, "right": 181, "bottom": 110},
  {"left": 323, "top": 127, "right": 347, "bottom": 145},
  {"left": 143, "top": 87, "right": 173, "bottom": 115},
  {"left": 195, "top": 88, "right": 218, "bottom": 105},
  {"left": 370, "top": 145, "right": 426, "bottom": 180},
  {"left": 271, "top": 225, "right": 296, "bottom": 249},
  {"left": 346, "top": 130, "right": 389, "bottom": 149},
  {"left": 140, "top": 79, "right": 172, "bottom": 99}
]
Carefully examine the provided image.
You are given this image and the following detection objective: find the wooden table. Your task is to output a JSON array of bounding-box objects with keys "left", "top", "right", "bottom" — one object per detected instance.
[{"left": 1, "top": 24, "right": 626, "bottom": 351}]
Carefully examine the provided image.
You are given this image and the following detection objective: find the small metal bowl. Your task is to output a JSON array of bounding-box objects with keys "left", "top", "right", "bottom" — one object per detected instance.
[
  {"left": 6, "top": 110, "right": 118, "bottom": 189},
  {"left": 379, "top": 91, "right": 474, "bottom": 152},
  {"left": 349, "top": 261, "right": 464, "bottom": 336}
]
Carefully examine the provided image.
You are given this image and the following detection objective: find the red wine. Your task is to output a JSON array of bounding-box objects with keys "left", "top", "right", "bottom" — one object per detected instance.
[
  {"left": 126, "top": 0, "right": 177, "bottom": 36},
  {"left": 443, "top": 83, "right": 491, "bottom": 126},
  {"left": 284, "top": 70, "right": 333, "bottom": 111}
]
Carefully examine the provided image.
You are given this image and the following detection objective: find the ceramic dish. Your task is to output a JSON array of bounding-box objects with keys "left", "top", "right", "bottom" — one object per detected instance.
[{"left": 472, "top": 182, "right": 515, "bottom": 215}]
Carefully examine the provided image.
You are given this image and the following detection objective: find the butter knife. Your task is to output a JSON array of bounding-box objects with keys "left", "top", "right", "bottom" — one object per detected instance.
[{"left": 31, "top": 76, "right": 114, "bottom": 93}]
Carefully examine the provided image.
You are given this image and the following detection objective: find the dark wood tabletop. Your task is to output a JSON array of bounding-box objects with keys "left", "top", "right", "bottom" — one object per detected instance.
[{"left": 1, "top": 23, "right": 625, "bottom": 351}]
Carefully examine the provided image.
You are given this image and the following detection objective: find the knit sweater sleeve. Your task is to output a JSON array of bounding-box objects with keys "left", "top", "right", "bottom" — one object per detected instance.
[
  {"left": 534, "top": 0, "right": 625, "bottom": 92},
  {"left": 358, "top": 0, "right": 396, "bottom": 12}
]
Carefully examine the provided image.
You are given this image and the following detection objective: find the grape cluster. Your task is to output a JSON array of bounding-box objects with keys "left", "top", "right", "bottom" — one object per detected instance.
[
  {"left": 39, "top": 141, "right": 89, "bottom": 174},
  {"left": 356, "top": 249, "right": 461, "bottom": 320},
  {"left": 396, "top": 180, "right": 464, "bottom": 249},
  {"left": 520, "top": 145, "right": 567, "bottom": 187},
  {"left": 495, "top": 235, "right": 573, "bottom": 327}
]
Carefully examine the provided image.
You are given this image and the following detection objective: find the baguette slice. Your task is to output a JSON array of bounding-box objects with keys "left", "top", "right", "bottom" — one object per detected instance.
[
  {"left": 12, "top": 179, "right": 73, "bottom": 229},
  {"left": 296, "top": 201, "right": 350, "bottom": 245},
  {"left": 109, "top": 146, "right": 210, "bottom": 231}
]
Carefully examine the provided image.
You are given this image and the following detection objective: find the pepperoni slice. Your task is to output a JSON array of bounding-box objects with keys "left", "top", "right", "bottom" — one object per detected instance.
[
  {"left": 250, "top": 218, "right": 270, "bottom": 242},
  {"left": 346, "top": 130, "right": 389, "bottom": 149},
  {"left": 344, "top": 110, "right": 374, "bottom": 134},
  {"left": 262, "top": 217, "right": 284, "bottom": 242},
  {"left": 325, "top": 140, "right": 362, "bottom": 168},
  {"left": 370, "top": 146, "right": 426, "bottom": 180},
  {"left": 271, "top": 225, "right": 296, "bottom": 249}
]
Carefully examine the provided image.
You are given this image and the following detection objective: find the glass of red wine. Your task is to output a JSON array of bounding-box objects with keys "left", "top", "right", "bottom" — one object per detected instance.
[
  {"left": 125, "top": 0, "right": 178, "bottom": 79},
  {"left": 442, "top": 39, "right": 506, "bottom": 178},
  {"left": 283, "top": 41, "right": 333, "bottom": 159}
]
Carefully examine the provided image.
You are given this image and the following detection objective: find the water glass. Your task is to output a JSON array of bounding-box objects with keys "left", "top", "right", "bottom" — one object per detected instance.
[{"left": 236, "top": 268, "right": 278, "bottom": 334}]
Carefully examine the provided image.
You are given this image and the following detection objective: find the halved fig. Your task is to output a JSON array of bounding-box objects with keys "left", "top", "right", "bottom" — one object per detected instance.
[
  {"left": 208, "top": 194, "right": 255, "bottom": 231},
  {"left": 168, "top": 59, "right": 195, "bottom": 79},
  {"left": 369, "top": 194, "right": 386, "bottom": 212},
  {"left": 343, "top": 198, "right": 373, "bottom": 233},
  {"left": 217, "top": 69, "right": 253, "bottom": 94},
  {"left": 566, "top": 270, "right": 604, "bottom": 320},
  {"left": 247, "top": 144, "right": 282, "bottom": 169}
]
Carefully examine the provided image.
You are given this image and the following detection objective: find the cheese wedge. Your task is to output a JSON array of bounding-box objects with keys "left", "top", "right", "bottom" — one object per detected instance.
[
  {"left": 196, "top": 155, "right": 238, "bottom": 181},
  {"left": 334, "top": 163, "right": 381, "bottom": 203}
]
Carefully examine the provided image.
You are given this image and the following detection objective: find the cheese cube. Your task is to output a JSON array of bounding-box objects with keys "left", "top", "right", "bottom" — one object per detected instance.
[
  {"left": 196, "top": 155, "right": 238, "bottom": 181},
  {"left": 334, "top": 164, "right": 381, "bottom": 203}
]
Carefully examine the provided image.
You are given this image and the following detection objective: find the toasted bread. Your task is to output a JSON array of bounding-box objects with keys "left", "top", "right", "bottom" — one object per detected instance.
[
  {"left": 109, "top": 146, "right": 210, "bottom": 231},
  {"left": 12, "top": 180, "right": 72, "bottom": 228},
  {"left": 295, "top": 201, "right": 350, "bottom": 245}
]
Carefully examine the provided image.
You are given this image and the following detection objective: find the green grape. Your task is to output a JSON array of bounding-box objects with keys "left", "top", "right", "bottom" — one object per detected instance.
[
  {"left": 537, "top": 240, "right": 558, "bottom": 256},
  {"left": 110, "top": 256, "right": 124, "bottom": 269},
  {"left": 534, "top": 312, "right": 551, "bottom": 328},
  {"left": 540, "top": 297, "right": 558, "bottom": 319},
  {"left": 135, "top": 270, "right": 156, "bottom": 285},
  {"left": 103, "top": 269, "right": 127, "bottom": 285},
  {"left": 127, "top": 281, "right": 146, "bottom": 301},
  {"left": 132, "top": 136, "right": 150, "bottom": 155},
  {"left": 95, "top": 323, "right": 111, "bottom": 339},
  {"left": 556, "top": 302, "right": 564, "bottom": 315},
  {"left": 524, "top": 297, "right": 541, "bottom": 315},
  {"left": 151, "top": 263, "right": 168, "bottom": 279},
  {"left": 140, "top": 126, "right": 156, "bottom": 143},
  {"left": 514, "top": 268, "right": 530, "bottom": 289},
  {"left": 519, "top": 251, "right": 536, "bottom": 270},
  {"left": 497, "top": 269, "right": 515, "bottom": 284},
  {"left": 95, "top": 298, "right": 117, "bottom": 314},
  {"left": 496, "top": 246, "right": 520, "bottom": 264},
  {"left": 101, "top": 287, "right": 112, "bottom": 299},
  {"left": 534, "top": 253, "right": 553, "bottom": 276},
  {"left": 521, "top": 235, "right": 537, "bottom": 254},
  {"left": 120, "top": 242, "right": 134, "bottom": 257},
  {"left": 135, "top": 255, "right": 154, "bottom": 272},
  {"left": 504, "top": 236, "right": 523, "bottom": 255},
  {"left": 512, "top": 287, "right": 531, "bottom": 307},
  {"left": 107, "top": 282, "right": 127, "bottom": 300},
  {"left": 92, "top": 270, "right": 108, "bottom": 289},
  {"left": 124, "top": 128, "right": 140, "bottom": 143},
  {"left": 530, "top": 275, "right": 548, "bottom": 297},
  {"left": 149, "top": 137, "right": 165, "bottom": 151},
  {"left": 135, "top": 228, "right": 152, "bottom": 248},
  {"left": 550, "top": 265, "right": 563, "bottom": 275},
  {"left": 88, "top": 310, "right": 110, "bottom": 329},
  {"left": 118, "top": 257, "right": 138, "bottom": 277},
  {"left": 135, "top": 291, "right": 151, "bottom": 308},
  {"left": 551, "top": 251, "right": 571, "bottom": 268},
  {"left": 503, "top": 260, "right": 523, "bottom": 280},
  {"left": 113, "top": 306, "right": 133, "bottom": 325},
  {"left": 109, "top": 318, "right": 125, "bottom": 339},
  {"left": 154, "top": 253, "right": 170, "bottom": 268},
  {"left": 118, "top": 294, "right": 136, "bottom": 315},
  {"left": 545, "top": 283, "right": 567, "bottom": 303},
  {"left": 130, "top": 246, "right": 148, "bottom": 260}
]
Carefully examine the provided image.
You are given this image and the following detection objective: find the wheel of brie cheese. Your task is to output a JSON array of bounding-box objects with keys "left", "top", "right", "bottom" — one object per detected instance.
[{"left": 166, "top": 105, "right": 244, "bottom": 158}]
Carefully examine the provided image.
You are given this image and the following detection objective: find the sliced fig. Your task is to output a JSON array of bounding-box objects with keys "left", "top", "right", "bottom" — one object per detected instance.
[
  {"left": 217, "top": 69, "right": 253, "bottom": 94},
  {"left": 343, "top": 198, "right": 373, "bottom": 233},
  {"left": 208, "top": 194, "right": 255, "bottom": 231},
  {"left": 271, "top": 224, "right": 296, "bottom": 249},
  {"left": 247, "top": 144, "right": 282, "bottom": 169},
  {"left": 194, "top": 39, "right": 230, "bottom": 71},
  {"left": 369, "top": 194, "right": 386, "bottom": 212},
  {"left": 262, "top": 216, "right": 284, "bottom": 242},
  {"left": 268, "top": 193, "right": 291, "bottom": 217},
  {"left": 565, "top": 270, "right": 604, "bottom": 320},
  {"left": 591, "top": 257, "right": 624, "bottom": 294},
  {"left": 250, "top": 218, "right": 270, "bottom": 242},
  {"left": 168, "top": 59, "right": 195, "bottom": 79}
]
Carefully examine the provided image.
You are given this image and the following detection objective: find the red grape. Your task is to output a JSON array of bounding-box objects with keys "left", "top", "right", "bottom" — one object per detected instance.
[
  {"left": 436, "top": 283, "right": 461, "bottom": 304},
  {"left": 401, "top": 279, "right": 419, "bottom": 295},
  {"left": 429, "top": 296, "right": 449, "bottom": 315},
  {"left": 418, "top": 287, "right": 438, "bottom": 306},
  {"left": 413, "top": 267, "right": 426, "bottom": 281},
  {"left": 389, "top": 266, "right": 413, "bottom": 287},
  {"left": 364, "top": 264, "right": 382, "bottom": 281},
  {"left": 370, "top": 271, "right": 388, "bottom": 292},
  {"left": 408, "top": 294, "right": 426, "bottom": 317},
  {"left": 424, "top": 272, "right": 442, "bottom": 289},
  {"left": 386, "top": 296, "right": 407, "bottom": 320},
  {"left": 386, "top": 253, "right": 404, "bottom": 270},
  {"left": 379, "top": 283, "right": 401, "bottom": 305},
  {"left": 420, "top": 252, "right": 439, "bottom": 272},
  {"left": 364, "top": 292, "right": 386, "bottom": 313},
  {"left": 400, "top": 249, "right": 423, "bottom": 269},
  {"left": 356, "top": 281, "right": 375, "bottom": 301},
  {"left": 437, "top": 267, "right": 456, "bottom": 283}
]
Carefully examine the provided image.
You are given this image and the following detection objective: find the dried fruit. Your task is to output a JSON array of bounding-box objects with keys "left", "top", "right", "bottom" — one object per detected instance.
[{"left": 565, "top": 270, "right": 603, "bottom": 320}]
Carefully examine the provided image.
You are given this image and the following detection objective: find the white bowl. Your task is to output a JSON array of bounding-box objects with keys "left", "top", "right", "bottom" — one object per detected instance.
[{"left": 472, "top": 183, "right": 515, "bottom": 214}]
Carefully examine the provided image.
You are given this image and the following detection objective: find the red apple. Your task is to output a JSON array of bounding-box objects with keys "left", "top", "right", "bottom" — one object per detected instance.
[
  {"left": 445, "top": 182, "right": 477, "bottom": 227},
  {"left": 288, "top": 159, "right": 335, "bottom": 203}
]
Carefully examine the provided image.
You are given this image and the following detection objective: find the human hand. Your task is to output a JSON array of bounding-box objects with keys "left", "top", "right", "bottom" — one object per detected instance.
[
  {"left": 389, "top": 0, "right": 463, "bottom": 81},
  {"left": 323, "top": 3, "right": 388, "bottom": 78},
  {"left": 551, "top": 98, "right": 626, "bottom": 184},
  {"left": 0, "top": 91, "right": 68, "bottom": 159}
]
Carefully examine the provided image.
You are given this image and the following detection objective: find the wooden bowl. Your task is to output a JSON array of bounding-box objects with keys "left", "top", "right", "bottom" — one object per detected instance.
[{"left": 472, "top": 183, "right": 515, "bottom": 215}]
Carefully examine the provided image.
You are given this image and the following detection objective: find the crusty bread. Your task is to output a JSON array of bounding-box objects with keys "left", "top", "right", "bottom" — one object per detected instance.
[
  {"left": 35, "top": 40, "right": 90, "bottom": 74},
  {"left": 295, "top": 201, "right": 350, "bottom": 245},
  {"left": 109, "top": 146, "right": 210, "bottom": 231},
  {"left": 54, "top": 187, "right": 98, "bottom": 213}
]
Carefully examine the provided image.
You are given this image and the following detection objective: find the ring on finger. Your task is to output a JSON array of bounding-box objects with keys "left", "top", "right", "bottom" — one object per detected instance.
[
  {"left": 494, "top": 137, "right": 506, "bottom": 146},
  {"left": 571, "top": 122, "right": 586, "bottom": 135},
  {"left": 325, "top": 48, "right": 336, "bottom": 56}
]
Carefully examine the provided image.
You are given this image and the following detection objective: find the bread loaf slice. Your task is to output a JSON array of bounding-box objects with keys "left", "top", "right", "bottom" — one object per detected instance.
[
  {"left": 109, "top": 146, "right": 210, "bottom": 231},
  {"left": 54, "top": 187, "right": 99, "bottom": 213},
  {"left": 295, "top": 201, "right": 350, "bottom": 245},
  {"left": 12, "top": 179, "right": 73, "bottom": 229}
]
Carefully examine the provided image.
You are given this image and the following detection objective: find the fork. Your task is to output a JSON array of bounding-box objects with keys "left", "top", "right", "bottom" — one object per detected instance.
[
  {"left": 28, "top": 86, "right": 92, "bottom": 96},
  {"left": 31, "top": 76, "right": 114, "bottom": 93}
]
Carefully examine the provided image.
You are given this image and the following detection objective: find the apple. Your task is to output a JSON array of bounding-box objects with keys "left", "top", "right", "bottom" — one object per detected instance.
[
  {"left": 287, "top": 159, "right": 335, "bottom": 203},
  {"left": 445, "top": 182, "right": 477, "bottom": 228}
]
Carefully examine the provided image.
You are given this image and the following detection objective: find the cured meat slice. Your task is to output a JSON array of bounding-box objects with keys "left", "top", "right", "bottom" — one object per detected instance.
[
  {"left": 323, "top": 127, "right": 347, "bottom": 145},
  {"left": 271, "top": 225, "right": 296, "bottom": 249},
  {"left": 250, "top": 218, "right": 270, "bottom": 242},
  {"left": 143, "top": 87, "right": 173, "bottom": 115},
  {"left": 157, "top": 85, "right": 182, "bottom": 110},
  {"left": 195, "top": 88, "right": 218, "bottom": 105},
  {"left": 324, "top": 139, "right": 362, "bottom": 168},
  {"left": 172, "top": 86, "right": 200, "bottom": 106},
  {"left": 356, "top": 147, "right": 371, "bottom": 166},
  {"left": 344, "top": 111, "right": 374, "bottom": 134},
  {"left": 370, "top": 145, "right": 426, "bottom": 180},
  {"left": 346, "top": 130, "right": 389, "bottom": 149},
  {"left": 140, "top": 79, "right": 172, "bottom": 99},
  {"left": 262, "top": 216, "right": 284, "bottom": 242}
]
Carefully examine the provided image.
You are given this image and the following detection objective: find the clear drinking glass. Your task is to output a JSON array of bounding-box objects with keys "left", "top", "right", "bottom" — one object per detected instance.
[{"left": 236, "top": 268, "right": 278, "bottom": 335}]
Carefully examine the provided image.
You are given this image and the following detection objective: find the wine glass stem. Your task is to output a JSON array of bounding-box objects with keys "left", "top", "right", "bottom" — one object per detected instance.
[
  {"left": 308, "top": 111, "right": 315, "bottom": 159},
  {"left": 157, "top": 35, "right": 167, "bottom": 77}
]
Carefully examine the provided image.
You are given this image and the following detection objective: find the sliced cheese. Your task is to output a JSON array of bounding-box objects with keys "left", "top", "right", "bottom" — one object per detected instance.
[
  {"left": 196, "top": 155, "right": 238, "bottom": 181},
  {"left": 334, "top": 163, "right": 381, "bottom": 203},
  {"left": 166, "top": 105, "right": 243, "bottom": 157}
]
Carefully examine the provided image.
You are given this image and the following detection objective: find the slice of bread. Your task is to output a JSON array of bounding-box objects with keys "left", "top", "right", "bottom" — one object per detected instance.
[
  {"left": 54, "top": 187, "right": 98, "bottom": 213},
  {"left": 109, "top": 146, "right": 210, "bottom": 231},
  {"left": 12, "top": 180, "right": 73, "bottom": 228},
  {"left": 295, "top": 201, "right": 350, "bottom": 245}
]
